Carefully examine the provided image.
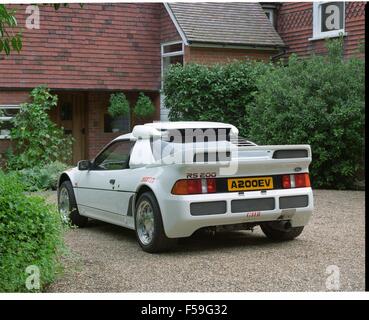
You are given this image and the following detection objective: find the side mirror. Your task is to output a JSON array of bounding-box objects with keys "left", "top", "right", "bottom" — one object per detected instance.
[{"left": 78, "top": 160, "right": 91, "bottom": 171}]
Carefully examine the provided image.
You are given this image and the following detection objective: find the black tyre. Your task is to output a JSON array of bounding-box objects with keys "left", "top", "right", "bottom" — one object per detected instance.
[
  {"left": 260, "top": 222, "right": 304, "bottom": 241},
  {"left": 135, "top": 192, "right": 176, "bottom": 253},
  {"left": 58, "top": 181, "right": 88, "bottom": 227}
]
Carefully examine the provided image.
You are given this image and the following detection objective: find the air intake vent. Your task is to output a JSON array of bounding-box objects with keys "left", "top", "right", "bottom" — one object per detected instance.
[
  {"left": 231, "top": 198, "right": 275, "bottom": 213},
  {"left": 279, "top": 195, "right": 309, "bottom": 209},
  {"left": 193, "top": 151, "right": 231, "bottom": 162},
  {"left": 273, "top": 149, "right": 308, "bottom": 159},
  {"left": 230, "top": 137, "right": 257, "bottom": 146},
  {"left": 190, "top": 201, "right": 227, "bottom": 216}
]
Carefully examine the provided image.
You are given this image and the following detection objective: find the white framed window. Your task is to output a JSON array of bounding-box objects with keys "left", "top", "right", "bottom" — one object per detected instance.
[
  {"left": 310, "top": 2, "right": 347, "bottom": 41},
  {"left": 0, "top": 105, "right": 20, "bottom": 139},
  {"left": 160, "top": 41, "right": 184, "bottom": 121},
  {"left": 161, "top": 41, "right": 184, "bottom": 88},
  {"left": 264, "top": 8, "right": 275, "bottom": 27}
]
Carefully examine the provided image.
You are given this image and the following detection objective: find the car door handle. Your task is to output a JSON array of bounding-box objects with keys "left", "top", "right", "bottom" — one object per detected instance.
[{"left": 109, "top": 179, "right": 116, "bottom": 185}]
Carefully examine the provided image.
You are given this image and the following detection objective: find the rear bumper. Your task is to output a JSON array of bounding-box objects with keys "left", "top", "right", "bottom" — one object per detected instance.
[{"left": 160, "top": 188, "right": 313, "bottom": 238}]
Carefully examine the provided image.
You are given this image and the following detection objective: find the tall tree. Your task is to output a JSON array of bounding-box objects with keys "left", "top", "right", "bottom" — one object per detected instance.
[{"left": 0, "top": 4, "right": 22, "bottom": 54}]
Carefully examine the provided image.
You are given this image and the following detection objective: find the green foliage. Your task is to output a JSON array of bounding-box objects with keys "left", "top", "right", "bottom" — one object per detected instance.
[
  {"left": 248, "top": 39, "right": 365, "bottom": 189},
  {"left": 108, "top": 92, "right": 130, "bottom": 118},
  {"left": 6, "top": 86, "right": 73, "bottom": 170},
  {"left": 15, "top": 161, "right": 70, "bottom": 191},
  {"left": 0, "top": 4, "right": 22, "bottom": 55},
  {"left": 164, "top": 61, "right": 268, "bottom": 137},
  {"left": 133, "top": 92, "right": 155, "bottom": 119},
  {"left": 0, "top": 171, "right": 64, "bottom": 292},
  {"left": 164, "top": 39, "right": 364, "bottom": 189},
  {"left": 357, "top": 39, "right": 365, "bottom": 55}
]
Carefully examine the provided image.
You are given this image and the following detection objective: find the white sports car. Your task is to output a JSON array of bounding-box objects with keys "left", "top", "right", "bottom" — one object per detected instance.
[{"left": 58, "top": 121, "right": 313, "bottom": 252}]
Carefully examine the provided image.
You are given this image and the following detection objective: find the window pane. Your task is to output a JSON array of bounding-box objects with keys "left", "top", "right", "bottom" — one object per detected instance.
[
  {"left": 321, "top": 2, "right": 344, "bottom": 32},
  {"left": 0, "top": 120, "right": 12, "bottom": 137},
  {"left": 0, "top": 107, "right": 19, "bottom": 117},
  {"left": 104, "top": 114, "right": 130, "bottom": 133},
  {"left": 163, "top": 43, "right": 182, "bottom": 54},
  {"left": 93, "top": 140, "right": 134, "bottom": 170},
  {"left": 169, "top": 55, "right": 183, "bottom": 65},
  {"left": 163, "top": 55, "right": 183, "bottom": 75},
  {"left": 0, "top": 106, "right": 20, "bottom": 138}
]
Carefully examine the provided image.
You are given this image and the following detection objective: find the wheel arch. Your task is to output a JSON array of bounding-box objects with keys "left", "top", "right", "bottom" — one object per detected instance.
[
  {"left": 135, "top": 184, "right": 156, "bottom": 207},
  {"left": 58, "top": 173, "right": 72, "bottom": 189},
  {"left": 134, "top": 183, "right": 175, "bottom": 250}
]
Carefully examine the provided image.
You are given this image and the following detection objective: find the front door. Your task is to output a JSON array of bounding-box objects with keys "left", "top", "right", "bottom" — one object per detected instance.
[
  {"left": 52, "top": 92, "right": 87, "bottom": 165},
  {"left": 74, "top": 139, "right": 135, "bottom": 225}
]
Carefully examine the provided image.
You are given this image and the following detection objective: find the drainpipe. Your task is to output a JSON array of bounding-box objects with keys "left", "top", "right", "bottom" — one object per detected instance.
[{"left": 271, "top": 47, "right": 287, "bottom": 62}]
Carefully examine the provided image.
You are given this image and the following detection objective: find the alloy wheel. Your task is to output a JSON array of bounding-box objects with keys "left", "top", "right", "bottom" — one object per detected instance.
[{"left": 136, "top": 200, "right": 155, "bottom": 245}]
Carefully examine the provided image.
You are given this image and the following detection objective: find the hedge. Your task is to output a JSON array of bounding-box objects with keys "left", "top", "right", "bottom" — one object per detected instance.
[
  {"left": 163, "top": 39, "right": 364, "bottom": 189},
  {"left": 164, "top": 60, "right": 268, "bottom": 137},
  {"left": 0, "top": 172, "right": 64, "bottom": 292}
]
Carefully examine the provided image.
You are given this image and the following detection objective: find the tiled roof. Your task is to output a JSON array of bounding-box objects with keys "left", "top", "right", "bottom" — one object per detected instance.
[{"left": 168, "top": 2, "right": 286, "bottom": 47}]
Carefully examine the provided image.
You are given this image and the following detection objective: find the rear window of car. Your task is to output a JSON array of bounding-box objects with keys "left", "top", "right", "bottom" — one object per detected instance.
[{"left": 162, "top": 128, "right": 231, "bottom": 143}]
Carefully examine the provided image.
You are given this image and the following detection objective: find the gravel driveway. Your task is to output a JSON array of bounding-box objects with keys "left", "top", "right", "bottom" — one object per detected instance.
[{"left": 46, "top": 189, "right": 365, "bottom": 292}]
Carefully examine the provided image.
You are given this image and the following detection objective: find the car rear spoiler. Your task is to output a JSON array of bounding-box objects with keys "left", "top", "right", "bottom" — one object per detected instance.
[{"left": 151, "top": 144, "right": 311, "bottom": 167}]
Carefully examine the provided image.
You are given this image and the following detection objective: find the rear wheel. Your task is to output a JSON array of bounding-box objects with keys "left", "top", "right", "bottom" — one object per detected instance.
[
  {"left": 58, "top": 181, "right": 88, "bottom": 227},
  {"left": 135, "top": 192, "right": 176, "bottom": 253},
  {"left": 261, "top": 222, "right": 304, "bottom": 241}
]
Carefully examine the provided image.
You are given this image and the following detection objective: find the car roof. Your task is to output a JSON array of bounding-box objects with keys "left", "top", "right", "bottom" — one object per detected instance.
[
  {"left": 113, "top": 133, "right": 134, "bottom": 141},
  {"left": 113, "top": 121, "right": 237, "bottom": 141},
  {"left": 144, "top": 121, "right": 235, "bottom": 130}
]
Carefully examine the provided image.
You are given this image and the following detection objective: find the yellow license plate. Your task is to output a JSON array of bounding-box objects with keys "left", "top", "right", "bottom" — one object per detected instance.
[{"left": 227, "top": 177, "right": 274, "bottom": 192}]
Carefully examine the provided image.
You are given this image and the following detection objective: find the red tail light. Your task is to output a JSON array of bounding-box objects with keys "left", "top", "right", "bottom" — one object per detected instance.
[
  {"left": 282, "top": 175, "right": 291, "bottom": 188},
  {"left": 172, "top": 178, "right": 217, "bottom": 195},
  {"left": 207, "top": 178, "right": 216, "bottom": 193},
  {"left": 282, "top": 173, "right": 310, "bottom": 189},
  {"left": 187, "top": 179, "right": 202, "bottom": 194},
  {"left": 295, "top": 173, "right": 311, "bottom": 188},
  {"left": 171, "top": 180, "right": 188, "bottom": 195}
]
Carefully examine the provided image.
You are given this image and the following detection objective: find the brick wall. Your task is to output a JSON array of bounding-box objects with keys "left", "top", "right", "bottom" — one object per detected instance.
[
  {"left": 277, "top": 2, "right": 365, "bottom": 58},
  {"left": 160, "top": 4, "right": 181, "bottom": 43},
  {"left": 184, "top": 46, "right": 277, "bottom": 64},
  {"left": 0, "top": 3, "right": 164, "bottom": 91},
  {"left": 0, "top": 91, "right": 30, "bottom": 104},
  {"left": 87, "top": 91, "right": 159, "bottom": 159}
]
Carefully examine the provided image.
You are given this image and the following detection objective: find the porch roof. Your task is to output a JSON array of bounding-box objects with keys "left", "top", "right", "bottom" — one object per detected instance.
[{"left": 167, "top": 2, "right": 286, "bottom": 48}]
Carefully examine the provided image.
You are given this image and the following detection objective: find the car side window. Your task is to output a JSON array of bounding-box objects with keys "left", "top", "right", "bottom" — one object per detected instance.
[{"left": 92, "top": 140, "right": 135, "bottom": 170}]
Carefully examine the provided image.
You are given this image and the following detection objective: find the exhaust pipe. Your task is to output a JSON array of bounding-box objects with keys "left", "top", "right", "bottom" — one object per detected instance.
[
  {"left": 268, "top": 220, "right": 292, "bottom": 232},
  {"left": 283, "top": 221, "right": 292, "bottom": 230}
]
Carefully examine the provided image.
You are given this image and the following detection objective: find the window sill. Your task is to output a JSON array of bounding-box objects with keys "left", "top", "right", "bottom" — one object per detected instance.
[
  {"left": 0, "top": 136, "right": 10, "bottom": 140},
  {"left": 308, "top": 32, "right": 347, "bottom": 42}
]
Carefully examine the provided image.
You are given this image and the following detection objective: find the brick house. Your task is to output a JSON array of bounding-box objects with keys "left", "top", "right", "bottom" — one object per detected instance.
[
  {"left": 0, "top": 2, "right": 365, "bottom": 164},
  {"left": 273, "top": 1, "right": 365, "bottom": 58}
]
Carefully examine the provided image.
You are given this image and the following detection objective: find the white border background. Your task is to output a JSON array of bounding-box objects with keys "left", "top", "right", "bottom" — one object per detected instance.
[{"left": 0, "top": 0, "right": 365, "bottom": 299}]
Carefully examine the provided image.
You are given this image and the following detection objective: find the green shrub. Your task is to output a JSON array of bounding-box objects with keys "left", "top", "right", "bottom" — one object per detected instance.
[
  {"left": 6, "top": 86, "right": 73, "bottom": 170},
  {"left": 164, "top": 40, "right": 364, "bottom": 189},
  {"left": 15, "top": 161, "right": 70, "bottom": 191},
  {"left": 133, "top": 92, "right": 155, "bottom": 119},
  {"left": 248, "top": 39, "right": 365, "bottom": 189},
  {"left": 164, "top": 61, "right": 268, "bottom": 137},
  {"left": 0, "top": 171, "right": 64, "bottom": 292},
  {"left": 108, "top": 92, "right": 130, "bottom": 118}
]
